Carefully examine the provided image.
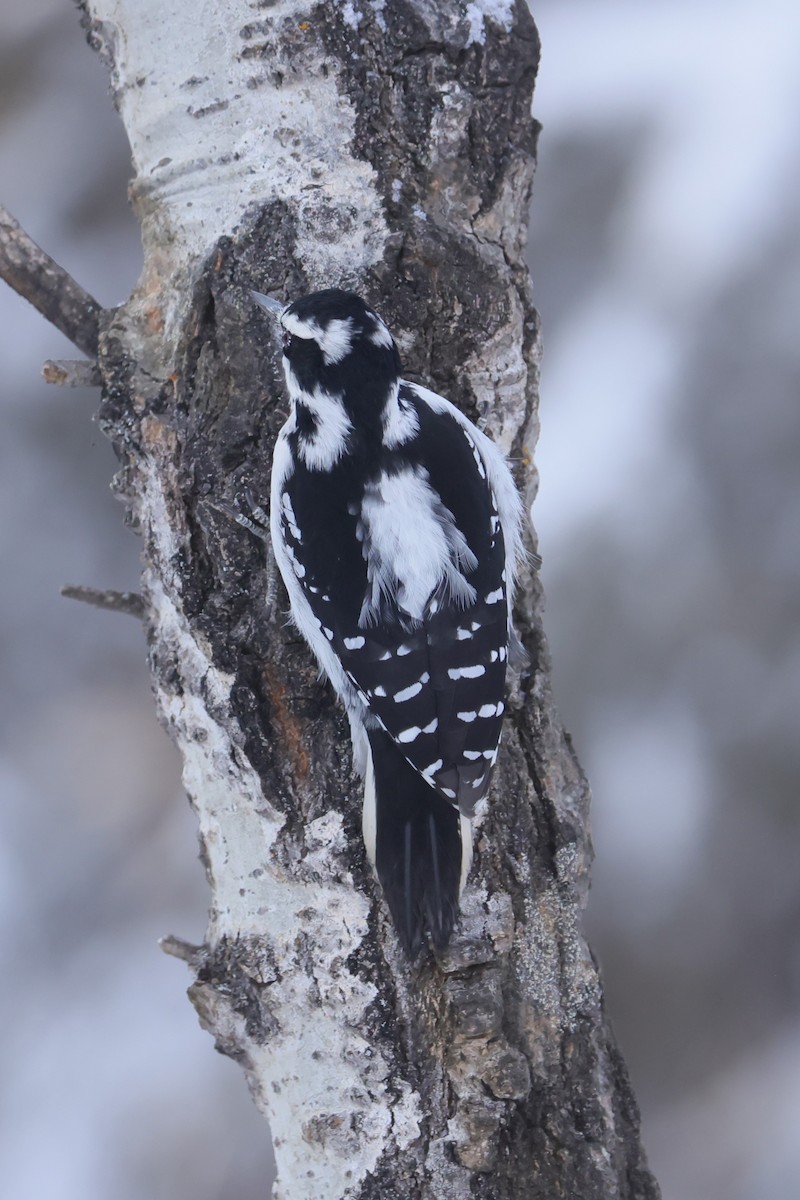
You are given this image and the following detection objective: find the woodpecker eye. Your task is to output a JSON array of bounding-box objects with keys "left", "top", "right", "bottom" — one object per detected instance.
[{"left": 282, "top": 329, "right": 293, "bottom": 354}]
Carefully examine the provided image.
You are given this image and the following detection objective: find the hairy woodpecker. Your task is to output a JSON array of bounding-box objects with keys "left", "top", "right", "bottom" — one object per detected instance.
[{"left": 252, "top": 288, "right": 523, "bottom": 958}]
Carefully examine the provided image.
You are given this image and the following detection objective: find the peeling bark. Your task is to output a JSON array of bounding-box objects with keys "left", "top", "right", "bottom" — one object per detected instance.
[{"left": 65, "top": 0, "right": 661, "bottom": 1196}]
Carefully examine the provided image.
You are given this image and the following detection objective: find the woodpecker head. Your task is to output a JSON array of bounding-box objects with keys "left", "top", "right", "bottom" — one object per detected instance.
[{"left": 253, "top": 288, "right": 401, "bottom": 404}]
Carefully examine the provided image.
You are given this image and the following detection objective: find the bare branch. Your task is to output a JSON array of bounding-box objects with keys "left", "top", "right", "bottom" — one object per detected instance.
[
  {"left": 0, "top": 205, "right": 103, "bottom": 358},
  {"left": 60, "top": 584, "right": 145, "bottom": 619},
  {"left": 43, "top": 358, "right": 103, "bottom": 388},
  {"left": 159, "top": 935, "right": 206, "bottom": 968}
]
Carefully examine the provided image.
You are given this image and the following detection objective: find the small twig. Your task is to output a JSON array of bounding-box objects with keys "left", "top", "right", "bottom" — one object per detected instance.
[
  {"left": 60, "top": 584, "right": 145, "bottom": 619},
  {"left": 43, "top": 358, "right": 103, "bottom": 388},
  {"left": 159, "top": 934, "right": 207, "bottom": 968},
  {"left": 0, "top": 204, "right": 104, "bottom": 358}
]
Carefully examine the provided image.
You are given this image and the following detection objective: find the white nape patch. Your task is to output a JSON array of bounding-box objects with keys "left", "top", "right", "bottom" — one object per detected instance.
[
  {"left": 382, "top": 383, "right": 420, "bottom": 449},
  {"left": 478, "top": 702, "right": 498, "bottom": 718},
  {"left": 359, "top": 465, "right": 478, "bottom": 624},
  {"left": 368, "top": 313, "right": 395, "bottom": 349},
  {"left": 485, "top": 588, "right": 504, "bottom": 604},
  {"left": 285, "top": 378, "right": 352, "bottom": 471},
  {"left": 283, "top": 312, "right": 355, "bottom": 365},
  {"left": 344, "top": 635, "right": 366, "bottom": 650},
  {"left": 456, "top": 627, "right": 473, "bottom": 640},
  {"left": 448, "top": 664, "right": 485, "bottom": 680},
  {"left": 393, "top": 672, "right": 430, "bottom": 703}
]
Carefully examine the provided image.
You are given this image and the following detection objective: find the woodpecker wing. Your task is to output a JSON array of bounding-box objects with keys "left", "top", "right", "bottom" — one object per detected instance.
[{"left": 278, "top": 391, "right": 510, "bottom": 816}]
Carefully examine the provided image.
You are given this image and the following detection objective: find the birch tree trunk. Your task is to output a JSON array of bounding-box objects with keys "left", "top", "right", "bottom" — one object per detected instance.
[{"left": 67, "top": 1, "right": 660, "bottom": 1195}]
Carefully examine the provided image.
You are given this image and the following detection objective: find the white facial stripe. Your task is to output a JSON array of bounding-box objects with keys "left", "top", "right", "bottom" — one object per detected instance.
[
  {"left": 282, "top": 312, "right": 354, "bottom": 365},
  {"left": 319, "top": 317, "right": 354, "bottom": 364},
  {"left": 284, "top": 378, "right": 352, "bottom": 471},
  {"left": 282, "top": 311, "right": 317, "bottom": 341}
]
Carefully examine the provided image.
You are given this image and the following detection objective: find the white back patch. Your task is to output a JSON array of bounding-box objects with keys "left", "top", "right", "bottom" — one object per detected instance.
[{"left": 359, "top": 465, "right": 477, "bottom": 623}]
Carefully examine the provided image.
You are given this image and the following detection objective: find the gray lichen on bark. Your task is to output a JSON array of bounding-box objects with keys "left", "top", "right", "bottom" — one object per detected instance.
[{"left": 74, "top": 0, "right": 660, "bottom": 1196}]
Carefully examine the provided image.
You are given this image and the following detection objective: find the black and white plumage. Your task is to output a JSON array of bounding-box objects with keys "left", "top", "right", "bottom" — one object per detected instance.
[{"left": 254, "top": 288, "right": 523, "bottom": 957}]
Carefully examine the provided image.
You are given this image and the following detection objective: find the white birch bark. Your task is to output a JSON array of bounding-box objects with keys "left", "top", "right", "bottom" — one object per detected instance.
[{"left": 68, "top": 1, "right": 661, "bottom": 1196}]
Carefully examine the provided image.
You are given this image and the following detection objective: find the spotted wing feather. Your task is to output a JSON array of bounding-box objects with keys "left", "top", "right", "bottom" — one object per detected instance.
[{"left": 280, "top": 397, "right": 509, "bottom": 816}]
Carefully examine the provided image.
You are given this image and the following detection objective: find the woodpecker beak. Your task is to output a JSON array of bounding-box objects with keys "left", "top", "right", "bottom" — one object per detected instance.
[{"left": 251, "top": 291, "right": 285, "bottom": 321}]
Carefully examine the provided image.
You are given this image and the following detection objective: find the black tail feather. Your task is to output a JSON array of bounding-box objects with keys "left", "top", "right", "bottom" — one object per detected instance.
[{"left": 368, "top": 729, "right": 463, "bottom": 958}]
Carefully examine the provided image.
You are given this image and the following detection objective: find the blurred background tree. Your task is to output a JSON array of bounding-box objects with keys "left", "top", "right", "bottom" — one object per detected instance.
[{"left": 0, "top": 2, "right": 798, "bottom": 1198}]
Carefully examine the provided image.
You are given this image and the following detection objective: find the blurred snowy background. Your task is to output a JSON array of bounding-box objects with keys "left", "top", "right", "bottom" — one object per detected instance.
[{"left": 0, "top": 1, "right": 797, "bottom": 1198}]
